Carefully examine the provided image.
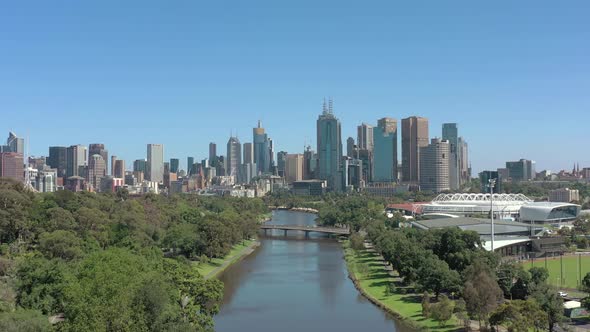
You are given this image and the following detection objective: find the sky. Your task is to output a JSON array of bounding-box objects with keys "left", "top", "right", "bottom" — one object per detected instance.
[{"left": 1, "top": 1, "right": 589, "bottom": 174}]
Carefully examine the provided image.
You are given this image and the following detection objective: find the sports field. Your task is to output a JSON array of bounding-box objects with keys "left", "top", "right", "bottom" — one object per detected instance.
[{"left": 523, "top": 254, "right": 590, "bottom": 289}]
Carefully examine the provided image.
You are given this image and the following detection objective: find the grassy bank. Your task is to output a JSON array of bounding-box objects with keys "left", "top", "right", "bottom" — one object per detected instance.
[
  {"left": 196, "top": 240, "right": 259, "bottom": 279},
  {"left": 523, "top": 255, "right": 590, "bottom": 289},
  {"left": 343, "top": 242, "right": 462, "bottom": 332}
]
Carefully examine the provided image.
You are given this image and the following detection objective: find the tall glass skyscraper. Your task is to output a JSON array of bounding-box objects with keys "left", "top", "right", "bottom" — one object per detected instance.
[
  {"left": 442, "top": 123, "right": 459, "bottom": 190},
  {"left": 373, "top": 118, "right": 397, "bottom": 182},
  {"left": 316, "top": 99, "right": 342, "bottom": 191},
  {"left": 146, "top": 144, "right": 164, "bottom": 183},
  {"left": 169, "top": 158, "right": 179, "bottom": 173},
  {"left": 253, "top": 121, "right": 271, "bottom": 174},
  {"left": 226, "top": 136, "right": 242, "bottom": 178}
]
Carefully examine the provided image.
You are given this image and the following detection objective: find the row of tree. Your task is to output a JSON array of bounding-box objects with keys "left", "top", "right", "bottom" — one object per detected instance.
[{"left": 0, "top": 178, "right": 269, "bottom": 331}]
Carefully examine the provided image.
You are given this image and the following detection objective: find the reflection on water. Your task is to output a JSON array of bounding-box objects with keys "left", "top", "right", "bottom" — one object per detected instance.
[{"left": 215, "top": 210, "right": 412, "bottom": 332}]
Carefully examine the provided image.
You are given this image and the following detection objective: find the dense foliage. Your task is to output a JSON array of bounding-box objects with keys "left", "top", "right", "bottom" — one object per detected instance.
[{"left": 0, "top": 178, "right": 268, "bottom": 331}]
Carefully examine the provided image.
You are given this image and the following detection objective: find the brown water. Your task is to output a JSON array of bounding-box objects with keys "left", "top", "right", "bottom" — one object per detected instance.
[{"left": 214, "top": 210, "right": 413, "bottom": 332}]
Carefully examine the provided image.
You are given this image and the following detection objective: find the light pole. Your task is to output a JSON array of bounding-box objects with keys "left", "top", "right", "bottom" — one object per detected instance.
[{"left": 489, "top": 178, "right": 496, "bottom": 252}]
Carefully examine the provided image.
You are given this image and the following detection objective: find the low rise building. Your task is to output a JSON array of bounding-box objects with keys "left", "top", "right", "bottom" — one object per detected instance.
[{"left": 549, "top": 188, "right": 580, "bottom": 203}]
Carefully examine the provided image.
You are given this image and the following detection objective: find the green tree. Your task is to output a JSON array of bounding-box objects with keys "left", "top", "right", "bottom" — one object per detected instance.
[
  {"left": 416, "top": 254, "right": 461, "bottom": 297},
  {"left": 349, "top": 233, "right": 365, "bottom": 251},
  {"left": 0, "top": 309, "right": 51, "bottom": 332},
  {"left": 529, "top": 266, "right": 549, "bottom": 285},
  {"left": 463, "top": 266, "right": 503, "bottom": 329},
  {"left": 430, "top": 295, "right": 454, "bottom": 327},
  {"left": 421, "top": 292, "right": 431, "bottom": 318},
  {"left": 529, "top": 282, "right": 565, "bottom": 332},
  {"left": 38, "top": 230, "right": 82, "bottom": 261}
]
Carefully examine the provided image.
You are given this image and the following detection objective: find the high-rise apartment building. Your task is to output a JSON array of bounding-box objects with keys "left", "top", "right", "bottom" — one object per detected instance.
[
  {"left": 169, "top": 158, "right": 179, "bottom": 173},
  {"left": 317, "top": 99, "right": 342, "bottom": 190},
  {"left": 6, "top": 132, "right": 24, "bottom": 154},
  {"left": 442, "top": 123, "right": 459, "bottom": 190},
  {"left": 0, "top": 152, "right": 24, "bottom": 181},
  {"left": 66, "top": 145, "right": 87, "bottom": 178},
  {"left": 110, "top": 156, "right": 117, "bottom": 176},
  {"left": 226, "top": 137, "right": 241, "bottom": 178},
  {"left": 243, "top": 142, "right": 254, "bottom": 165},
  {"left": 87, "top": 154, "right": 107, "bottom": 191},
  {"left": 146, "top": 144, "right": 164, "bottom": 183},
  {"left": 187, "top": 157, "right": 194, "bottom": 176},
  {"left": 89, "top": 144, "right": 109, "bottom": 175},
  {"left": 458, "top": 137, "right": 470, "bottom": 185},
  {"left": 285, "top": 154, "right": 304, "bottom": 184},
  {"left": 401, "top": 116, "right": 429, "bottom": 183},
  {"left": 209, "top": 143, "right": 217, "bottom": 163},
  {"left": 48, "top": 146, "right": 67, "bottom": 178},
  {"left": 373, "top": 118, "right": 397, "bottom": 182},
  {"left": 357, "top": 123, "right": 374, "bottom": 152},
  {"left": 419, "top": 138, "right": 450, "bottom": 193}
]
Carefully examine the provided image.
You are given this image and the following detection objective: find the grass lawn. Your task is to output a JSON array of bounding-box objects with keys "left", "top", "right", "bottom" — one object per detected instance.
[
  {"left": 344, "top": 244, "right": 462, "bottom": 332},
  {"left": 196, "top": 240, "right": 255, "bottom": 278},
  {"left": 523, "top": 255, "right": 590, "bottom": 289}
]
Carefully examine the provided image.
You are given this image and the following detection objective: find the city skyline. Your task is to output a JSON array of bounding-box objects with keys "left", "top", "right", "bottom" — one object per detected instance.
[{"left": 2, "top": 1, "right": 589, "bottom": 173}]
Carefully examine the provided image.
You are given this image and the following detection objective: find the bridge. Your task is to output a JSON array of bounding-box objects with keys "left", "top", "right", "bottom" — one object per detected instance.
[{"left": 260, "top": 224, "right": 350, "bottom": 236}]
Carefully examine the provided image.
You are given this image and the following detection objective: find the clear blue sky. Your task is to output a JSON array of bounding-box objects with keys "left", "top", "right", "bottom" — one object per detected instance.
[{"left": 1, "top": 1, "right": 588, "bottom": 174}]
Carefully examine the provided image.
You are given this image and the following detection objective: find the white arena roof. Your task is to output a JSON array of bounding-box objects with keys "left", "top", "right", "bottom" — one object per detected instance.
[
  {"left": 422, "top": 193, "right": 532, "bottom": 219},
  {"left": 431, "top": 193, "right": 533, "bottom": 204}
]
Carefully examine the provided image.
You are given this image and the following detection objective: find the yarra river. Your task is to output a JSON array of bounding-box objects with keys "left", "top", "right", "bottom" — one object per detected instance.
[{"left": 214, "top": 210, "right": 413, "bottom": 332}]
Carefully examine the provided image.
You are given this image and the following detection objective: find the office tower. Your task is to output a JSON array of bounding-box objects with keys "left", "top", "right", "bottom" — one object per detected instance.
[
  {"left": 0, "top": 152, "right": 24, "bottom": 181},
  {"left": 506, "top": 159, "right": 535, "bottom": 182},
  {"left": 357, "top": 123, "right": 374, "bottom": 152},
  {"left": 284, "top": 154, "right": 304, "bottom": 184},
  {"left": 317, "top": 99, "right": 342, "bottom": 190},
  {"left": 243, "top": 143, "right": 254, "bottom": 164},
  {"left": 346, "top": 137, "right": 355, "bottom": 158},
  {"left": 253, "top": 121, "right": 272, "bottom": 174},
  {"left": 216, "top": 156, "right": 226, "bottom": 177},
  {"left": 187, "top": 157, "right": 194, "bottom": 176},
  {"left": 238, "top": 163, "right": 255, "bottom": 184},
  {"left": 458, "top": 137, "right": 470, "bottom": 184},
  {"left": 419, "top": 138, "right": 450, "bottom": 193},
  {"left": 66, "top": 145, "right": 87, "bottom": 178},
  {"left": 226, "top": 137, "right": 241, "bottom": 178},
  {"left": 110, "top": 156, "right": 117, "bottom": 176},
  {"left": 303, "top": 146, "right": 316, "bottom": 180},
  {"left": 114, "top": 159, "right": 125, "bottom": 178},
  {"left": 28, "top": 156, "right": 46, "bottom": 170},
  {"left": 276, "top": 151, "right": 288, "bottom": 177},
  {"left": 89, "top": 144, "right": 109, "bottom": 175},
  {"left": 373, "top": 118, "right": 398, "bottom": 182},
  {"left": 146, "top": 144, "right": 164, "bottom": 183},
  {"left": 357, "top": 148, "right": 373, "bottom": 184},
  {"left": 133, "top": 159, "right": 147, "bottom": 173},
  {"left": 6, "top": 132, "right": 24, "bottom": 154},
  {"left": 209, "top": 143, "right": 217, "bottom": 163},
  {"left": 87, "top": 154, "right": 107, "bottom": 191},
  {"left": 48, "top": 146, "right": 67, "bottom": 178},
  {"left": 442, "top": 123, "right": 459, "bottom": 190},
  {"left": 401, "top": 116, "right": 429, "bottom": 183},
  {"left": 201, "top": 158, "right": 209, "bottom": 169},
  {"left": 479, "top": 170, "right": 502, "bottom": 193},
  {"left": 170, "top": 158, "right": 179, "bottom": 173}
]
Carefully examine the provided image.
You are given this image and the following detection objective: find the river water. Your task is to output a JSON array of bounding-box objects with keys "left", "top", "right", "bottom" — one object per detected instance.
[{"left": 214, "top": 210, "right": 411, "bottom": 332}]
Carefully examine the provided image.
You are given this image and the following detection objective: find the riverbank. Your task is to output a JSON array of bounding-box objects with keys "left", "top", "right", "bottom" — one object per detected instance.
[
  {"left": 268, "top": 206, "right": 319, "bottom": 214},
  {"left": 343, "top": 241, "right": 462, "bottom": 332},
  {"left": 197, "top": 240, "right": 260, "bottom": 279}
]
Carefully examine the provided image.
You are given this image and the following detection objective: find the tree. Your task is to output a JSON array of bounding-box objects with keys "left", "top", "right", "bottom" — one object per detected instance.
[
  {"left": 349, "top": 233, "right": 365, "bottom": 251},
  {"left": 463, "top": 266, "right": 503, "bottom": 329},
  {"left": 421, "top": 292, "right": 431, "bottom": 317},
  {"left": 0, "top": 309, "right": 51, "bottom": 332},
  {"left": 490, "top": 299, "right": 547, "bottom": 332},
  {"left": 529, "top": 282, "right": 565, "bottom": 331},
  {"left": 430, "top": 295, "right": 454, "bottom": 327},
  {"left": 416, "top": 254, "right": 461, "bottom": 297},
  {"left": 38, "top": 230, "right": 82, "bottom": 261},
  {"left": 529, "top": 266, "right": 549, "bottom": 285}
]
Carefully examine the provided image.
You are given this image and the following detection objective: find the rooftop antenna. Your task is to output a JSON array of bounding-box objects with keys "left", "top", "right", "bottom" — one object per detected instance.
[
  {"left": 322, "top": 98, "right": 327, "bottom": 114},
  {"left": 328, "top": 97, "right": 333, "bottom": 114}
]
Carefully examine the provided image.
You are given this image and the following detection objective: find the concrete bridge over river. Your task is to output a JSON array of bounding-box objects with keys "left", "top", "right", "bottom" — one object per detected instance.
[{"left": 260, "top": 224, "right": 350, "bottom": 237}]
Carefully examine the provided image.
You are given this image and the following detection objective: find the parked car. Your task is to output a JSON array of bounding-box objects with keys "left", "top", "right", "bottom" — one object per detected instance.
[{"left": 558, "top": 291, "right": 568, "bottom": 297}]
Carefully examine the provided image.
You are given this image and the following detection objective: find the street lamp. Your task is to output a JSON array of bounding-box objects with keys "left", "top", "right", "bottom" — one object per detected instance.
[{"left": 489, "top": 178, "right": 497, "bottom": 252}]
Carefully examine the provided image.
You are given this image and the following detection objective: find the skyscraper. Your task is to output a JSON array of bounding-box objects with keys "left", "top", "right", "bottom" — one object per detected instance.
[
  {"left": 285, "top": 154, "right": 304, "bottom": 183},
  {"left": 87, "top": 154, "right": 106, "bottom": 190},
  {"left": 146, "top": 144, "right": 164, "bottom": 183},
  {"left": 506, "top": 159, "right": 535, "bottom": 182},
  {"left": 6, "top": 132, "right": 24, "bottom": 154},
  {"left": 169, "top": 158, "right": 179, "bottom": 173},
  {"left": 66, "top": 145, "right": 87, "bottom": 178},
  {"left": 133, "top": 159, "right": 147, "bottom": 173},
  {"left": 243, "top": 142, "right": 254, "bottom": 164},
  {"left": 317, "top": 99, "right": 342, "bottom": 190},
  {"left": 373, "top": 118, "right": 398, "bottom": 182},
  {"left": 226, "top": 137, "right": 241, "bottom": 178},
  {"left": 357, "top": 123, "right": 374, "bottom": 152},
  {"left": 110, "top": 155, "right": 117, "bottom": 176},
  {"left": 48, "top": 146, "right": 67, "bottom": 178},
  {"left": 419, "top": 138, "right": 450, "bottom": 193},
  {"left": 187, "top": 157, "right": 194, "bottom": 176},
  {"left": 209, "top": 143, "right": 217, "bottom": 163},
  {"left": 303, "top": 146, "right": 317, "bottom": 180},
  {"left": 276, "top": 151, "right": 288, "bottom": 177},
  {"left": 401, "top": 116, "right": 429, "bottom": 183},
  {"left": 89, "top": 144, "right": 109, "bottom": 175},
  {"left": 458, "top": 137, "right": 470, "bottom": 184},
  {"left": 114, "top": 159, "right": 125, "bottom": 179},
  {"left": 442, "top": 123, "right": 460, "bottom": 190},
  {"left": 0, "top": 152, "right": 24, "bottom": 181},
  {"left": 253, "top": 121, "right": 272, "bottom": 174},
  {"left": 346, "top": 137, "right": 355, "bottom": 158}
]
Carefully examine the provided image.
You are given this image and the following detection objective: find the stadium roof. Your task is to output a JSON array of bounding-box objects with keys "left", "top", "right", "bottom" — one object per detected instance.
[{"left": 432, "top": 193, "right": 533, "bottom": 204}]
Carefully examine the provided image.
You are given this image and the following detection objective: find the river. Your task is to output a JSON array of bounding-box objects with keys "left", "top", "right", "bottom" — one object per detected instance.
[{"left": 214, "top": 210, "right": 412, "bottom": 332}]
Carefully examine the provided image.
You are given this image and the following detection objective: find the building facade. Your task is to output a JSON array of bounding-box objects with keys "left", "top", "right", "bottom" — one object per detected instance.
[
  {"left": 48, "top": 146, "right": 67, "bottom": 178},
  {"left": 6, "top": 132, "right": 24, "bottom": 154},
  {"left": 357, "top": 123, "right": 374, "bottom": 152},
  {"left": 419, "top": 138, "right": 450, "bottom": 193},
  {"left": 285, "top": 154, "right": 304, "bottom": 184},
  {"left": 253, "top": 121, "right": 272, "bottom": 174},
  {"left": 549, "top": 188, "right": 580, "bottom": 203},
  {"left": 373, "top": 117, "right": 397, "bottom": 182},
  {"left": 479, "top": 170, "right": 502, "bottom": 193},
  {"left": 0, "top": 152, "right": 24, "bottom": 181},
  {"left": 169, "top": 158, "right": 179, "bottom": 173},
  {"left": 442, "top": 123, "right": 459, "bottom": 190},
  {"left": 316, "top": 99, "right": 342, "bottom": 190},
  {"left": 401, "top": 116, "right": 429, "bottom": 183},
  {"left": 506, "top": 159, "right": 536, "bottom": 182},
  {"left": 66, "top": 145, "right": 87, "bottom": 178},
  {"left": 147, "top": 144, "right": 164, "bottom": 183},
  {"left": 226, "top": 137, "right": 242, "bottom": 179},
  {"left": 87, "top": 154, "right": 106, "bottom": 191},
  {"left": 243, "top": 142, "right": 254, "bottom": 164}
]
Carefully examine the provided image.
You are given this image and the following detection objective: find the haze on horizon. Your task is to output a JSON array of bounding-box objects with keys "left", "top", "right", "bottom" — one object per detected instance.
[{"left": 1, "top": 0, "right": 588, "bottom": 174}]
